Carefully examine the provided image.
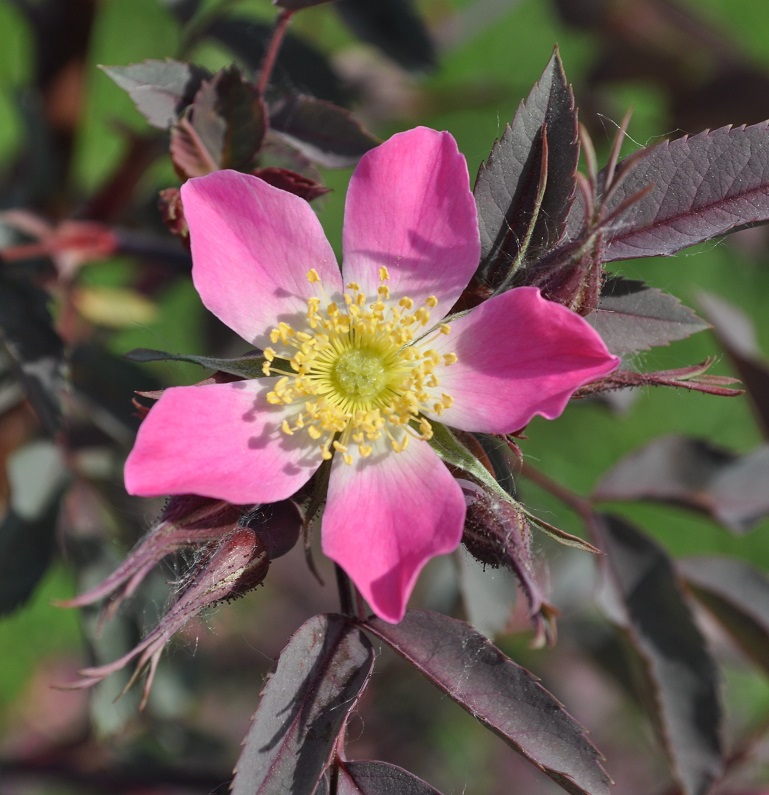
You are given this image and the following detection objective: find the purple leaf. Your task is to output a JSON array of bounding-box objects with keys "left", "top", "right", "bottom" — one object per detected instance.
[
  {"left": 101, "top": 60, "right": 210, "bottom": 129},
  {"left": 231, "top": 614, "right": 373, "bottom": 795},
  {"left": 337, "top": 760, "right": 443, "bottom": 795},
  {"left": 252, "top": 167, "right": 330, "bottom": 202},
  {"left": 594, "top": 435, "right": 769, "bottom": 533},
  {"left": 697, "top": 292, "right": 769, "bottom": 439},
  {"left": 0, "top": 441, "right": 67, "bottom": 615},
  {"left": 679, "top": 556, "right": 769, "bottom": 676},
  {"left": 335, "top": 0, "right": 436, "bottom": 73},
  {"left": 598, "top": 122, "right": 769, "bottom": 261},
  {"left": 170, "top": 66, "right": 266, "bottom": 178},
  {"left": 364, "top": 610, "right": 610, "bottom": 795},
  {"left": 205, "top": 17, "right": 348, "bottom": 106},
  {"left": 474, "top": 47, "right": 578, "bottom": 287},
  {"left": 0, "top": 268, "right": 65, "bottom": 435},
  {"left": 586, "top": 276, "right": 709, "bottom": 354},
  {"left": 125, "top": 348, "right": 265, "bottom": 379},
  {"left": 269, "top": 94, "right": 379, "bottom": 168},
  {"left": 592, "top": 514, "right": 723, "bottom": 795}
]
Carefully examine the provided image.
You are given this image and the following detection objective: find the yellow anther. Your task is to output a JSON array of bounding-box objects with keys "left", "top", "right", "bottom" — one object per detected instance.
[
  {"left": 392, "top": 434, "right": 409, "bottom": 453},
  {"left": 415, "top": 307, "right": 431, "bottom": 325},
  {"left": 439, "top": 323, "right": 451, "bottom": 335},
  {"left": 262, "top": 280, "right": 458, "bottom": 465}
]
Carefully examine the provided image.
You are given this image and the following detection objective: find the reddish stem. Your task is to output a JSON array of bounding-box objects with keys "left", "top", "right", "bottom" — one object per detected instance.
[
  {"left": 256, "top": 10, "right": 294, "bottom": 95},
  {"left": 519, "top": 460, "right": 593, "bottom": 521}
]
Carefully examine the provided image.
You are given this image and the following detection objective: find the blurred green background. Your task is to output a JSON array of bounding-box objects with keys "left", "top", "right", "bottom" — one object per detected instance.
[{"left": 2, "top": 0, "right": 769, "bottom": 792}]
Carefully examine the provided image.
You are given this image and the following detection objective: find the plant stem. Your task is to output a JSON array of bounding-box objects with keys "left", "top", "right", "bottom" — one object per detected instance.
[
  {"left": 335, "top": 564, "right": 354, "bottom": 616},
  {"left": 256, "top": 10, "right": 294, "bottom": 96},
  {"left": 519, "top": 460, "right": 593, "bottom": 521}
]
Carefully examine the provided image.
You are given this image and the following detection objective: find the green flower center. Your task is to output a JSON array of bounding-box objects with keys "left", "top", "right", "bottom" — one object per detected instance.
[
  {"left": 332, "top": 348, "right": 388, "bottom": 400},
  {"left": 262, "top": 267, "right": 457, "bottom": 464}
]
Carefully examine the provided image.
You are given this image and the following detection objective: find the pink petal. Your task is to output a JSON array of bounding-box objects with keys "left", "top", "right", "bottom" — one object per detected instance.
[
  {"left": 322, "top": 439, "right": 465, "bottom": 623},
  {"left": 125, "top": 380, "right": 324, "bottom": 504},
  {"left": 181, "top": 170, "right": 343, "bottom": 349},
  {"left": 342, "top": 127, "right": 480, "bottom": 322},
  {"left": 426, "top": 287, "right": 620, "bottom": 433}
]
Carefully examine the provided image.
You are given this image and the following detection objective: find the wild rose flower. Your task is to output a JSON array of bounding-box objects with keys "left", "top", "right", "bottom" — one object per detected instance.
[{"left": 125, "top": 127, "right": 619, "bottom": 623}]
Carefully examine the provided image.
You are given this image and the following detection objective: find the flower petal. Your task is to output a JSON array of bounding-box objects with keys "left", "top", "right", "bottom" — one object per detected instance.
[
  {"left": 181, "top": 170, "right": 343, "bottom": 349},
  {"left": 342, "top": 127, "right": 480, "bottom": 322},
  {"left": 322, "top": 439, "right": 465, "bottom": 623},
  {"left": 425, "top": 287, "right": 620, "bottom": 433},
  {"left": 125, "top": 380, "right": 324, "bottom": 504}
]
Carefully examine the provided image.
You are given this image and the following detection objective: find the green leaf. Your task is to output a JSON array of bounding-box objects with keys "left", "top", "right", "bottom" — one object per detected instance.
[{"left": 428, "top": 423, "right": 509, "bottom": 501}]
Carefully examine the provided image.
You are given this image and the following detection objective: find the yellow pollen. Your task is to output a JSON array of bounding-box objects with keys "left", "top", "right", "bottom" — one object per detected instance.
[{"left": 265, "top": 269, "right": 458, "bottom": 464}]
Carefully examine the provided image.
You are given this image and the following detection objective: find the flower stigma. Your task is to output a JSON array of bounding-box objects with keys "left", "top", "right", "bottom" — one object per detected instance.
[{"left": 262, "top": 266, "right": 457, "bottom": 464}]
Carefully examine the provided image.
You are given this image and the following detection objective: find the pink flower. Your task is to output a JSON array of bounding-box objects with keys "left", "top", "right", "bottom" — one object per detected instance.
[{"left": 125, "top": 127, "right": 619, "bottom": 623}]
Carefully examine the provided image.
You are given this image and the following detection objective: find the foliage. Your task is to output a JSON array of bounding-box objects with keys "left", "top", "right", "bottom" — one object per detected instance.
[{"left": 2, "top": 1, "right": 769, "bottom": 794}]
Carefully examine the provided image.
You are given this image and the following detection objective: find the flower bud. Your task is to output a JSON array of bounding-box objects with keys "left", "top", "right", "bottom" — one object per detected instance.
[
  {"left": 460, "top": 480, "right": 557, "bottom": 646},
  {"left": 68, "top": 527, "right": 269, "bottom": 707}
]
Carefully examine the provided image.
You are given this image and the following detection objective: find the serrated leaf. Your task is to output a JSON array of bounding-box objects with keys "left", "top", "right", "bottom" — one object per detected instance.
[
  {"left": 592, "top": 514, "right": 723, "bottom": 795},
  {"left": 474, "top": 47, "right": 578, "bottom": 287},
  {"left": 205, "top": 17, "right": 348, "bottom": 106},
  {"left": 599, "top": 122, "right": 769, "bottom": 261},
  {"left": 697, "top": 292, "right": 769, "bottom": 439},
  {"left": 269, "top": 94, "right": 379, "bottom": 169},
  {"left": 125, "top": 348, "right": 265, "bottom": 379},
  {"left": 170, "top": 114, "right": 218, "bottom": 177},
  {"left": 0, "top": 441, "right": 69, "bottom": 614},
  {"left": 679, "top": 556, "right": 769, "bottom": 677},
  {"left": 337, "top": 760, "right": 443, "bottom": 795},
  {"left": 231, "top": 614, "right": 373, "bottom": 795},
  {"left": 586, "top": 276, "right": 709, "bottom": 354},
  {"left": 253, "top": 167, "right": 330, "bottom": 202},
  {"left": 335, "top": 0, "right": 436, "bottom": 73},
  {"left": 101, "top": 60, "right": 210, "bottom": 129},
  {"left": 594, "top": 435, "right": 769, "bottom": 533},
  {"left": 0, "top": 272, "right": 65, "bottom": 435},
  {"left": 170, "top": 66, "right": 266, "bottom": 178},
  {"left": 364, "top": 610, "right": 611, "bottom": 795}
]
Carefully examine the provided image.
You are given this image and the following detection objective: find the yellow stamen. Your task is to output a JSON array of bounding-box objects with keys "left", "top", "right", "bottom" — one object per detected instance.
[{"left": 264, "top": 269, "right": 458, "bottom": 464}]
